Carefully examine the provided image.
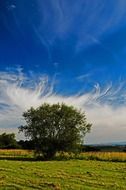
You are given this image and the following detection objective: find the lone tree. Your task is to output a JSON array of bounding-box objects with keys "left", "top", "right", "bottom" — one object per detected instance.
[{"left": 19, "top": 103, "right": 92, "bottom": 159}]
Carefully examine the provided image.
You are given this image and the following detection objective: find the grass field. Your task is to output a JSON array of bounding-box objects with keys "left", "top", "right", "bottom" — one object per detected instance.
[
  {"left": 0, "top": 149, "right": 33, "bottom": 159},
  {"left": 0, "top": 159, "right": 126, "bottom": 190},
  {"left": 0, "top": 150, "right": 126, "bottom": 190},
  {"left": 0, "top": 149, "right": 126, "bottom": 162}
]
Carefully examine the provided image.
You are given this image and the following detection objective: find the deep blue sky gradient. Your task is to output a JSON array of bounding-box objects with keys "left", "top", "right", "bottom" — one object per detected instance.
[{"left": 1, "top": 0, "right": 126, "bottom": 94}]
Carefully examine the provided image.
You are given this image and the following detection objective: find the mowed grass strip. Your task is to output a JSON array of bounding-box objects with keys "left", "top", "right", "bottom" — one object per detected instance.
[
  {"left": 78, "top": 152, "right": 126, "bottom": 162},
  {"left": 0, "top": 160, "right": 126, "bottom": 190},
  {"left": 0, "top": 149, "right": 126, "bottom": 162},
  {"left": 55, "top": 151, "right": 126, "bottom": 162},
  {"left": 0, "top": 149, "right": 33, "bottom": 158}
]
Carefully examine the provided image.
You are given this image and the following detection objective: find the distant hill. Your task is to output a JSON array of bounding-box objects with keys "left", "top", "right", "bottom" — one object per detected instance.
[
  {"left": 84, "top": 142, "right": 126, "bottom": 152},
  {"left": 110, "top": 142, "right": 126, "bottom": 146},
  {"left": 87, "top": 142, "right": 126, "bottom": 146}
]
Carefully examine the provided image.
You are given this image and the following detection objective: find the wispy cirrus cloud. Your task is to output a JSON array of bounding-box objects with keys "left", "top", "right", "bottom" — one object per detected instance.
[
  {"left": 10, "top": 0, "right": 126, "bottom": 52},
  {"left": 0, "top": 69, "right": 126, "bottom": 144},
  {"left": 34, "top": 0, "right": 126, "bottom": 49}
]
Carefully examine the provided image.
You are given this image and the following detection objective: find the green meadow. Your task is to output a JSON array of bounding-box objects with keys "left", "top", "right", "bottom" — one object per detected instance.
[{"left": 0, "top": 159, "right": 126, "bottom": 190}]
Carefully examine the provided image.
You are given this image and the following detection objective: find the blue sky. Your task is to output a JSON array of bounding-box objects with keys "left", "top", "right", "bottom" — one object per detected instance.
[{"left": 0, "top": 0, "right": 126, "bottom": 144}]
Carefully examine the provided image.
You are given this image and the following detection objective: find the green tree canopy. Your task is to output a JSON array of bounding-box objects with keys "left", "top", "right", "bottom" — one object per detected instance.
[
  {"left": 0, "top": 133, "right": 19, "bottom": 149},
  {"left": 19, "top": 103, "right": 92, "bottom": 159}
]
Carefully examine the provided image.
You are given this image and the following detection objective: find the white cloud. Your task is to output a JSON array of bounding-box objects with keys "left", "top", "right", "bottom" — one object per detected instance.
[
  {"left": 76, "top": 73, "right": 92, "bottom": 82},
  {"left": 7, "top": 4, "right": 16, "bottom": 11},
  {"left": 0, "top": 70, "right": 126, "bottom": 143}
]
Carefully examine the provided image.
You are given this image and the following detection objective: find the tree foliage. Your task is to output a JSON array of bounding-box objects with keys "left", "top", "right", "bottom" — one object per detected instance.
[
  {"left": 19, "top": 103, "right": 92, "bottom": 159},
  {"left": 0, "top": 133, "right": 19, "bottom": 149}
]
